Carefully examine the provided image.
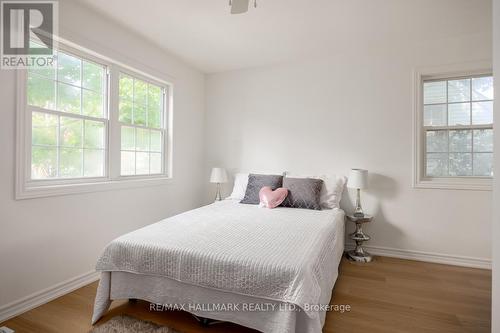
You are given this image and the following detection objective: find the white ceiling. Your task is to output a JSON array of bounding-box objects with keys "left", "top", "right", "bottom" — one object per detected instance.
[{"left": 76, "top": 0, "right": 490, "bottom": 73}]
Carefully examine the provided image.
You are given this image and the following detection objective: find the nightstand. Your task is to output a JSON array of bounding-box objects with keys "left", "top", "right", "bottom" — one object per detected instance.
[{"left": 345, "top": 214, "right": 373, "bottom": 263}]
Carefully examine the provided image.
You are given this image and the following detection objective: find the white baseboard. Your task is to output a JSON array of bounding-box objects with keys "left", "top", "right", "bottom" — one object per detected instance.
[
  {"left": 0, "top": 271, "right": 100, "bottom": 323},
  {"left": 345, "top": 242, "right": 491, "bottom": 269}
]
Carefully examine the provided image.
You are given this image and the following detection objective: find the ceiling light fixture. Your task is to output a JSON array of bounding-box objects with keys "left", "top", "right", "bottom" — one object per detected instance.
[{"left": 229, "top": 0, "right": 257, "bottom": 14}]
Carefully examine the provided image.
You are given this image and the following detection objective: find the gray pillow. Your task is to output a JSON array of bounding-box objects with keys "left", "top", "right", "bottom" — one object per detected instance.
[
  {"left": 280, "top": 178, "right": 324, "bottom": 210},
  {"left": 240, "top": 174, "right": 283, "bottom": 204}
]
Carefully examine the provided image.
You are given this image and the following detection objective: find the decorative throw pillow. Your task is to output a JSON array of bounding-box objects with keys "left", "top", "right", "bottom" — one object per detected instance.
[
  {"left": 285, "top": 173, "right": 346, "bottom": 209},
  {"left": 259, "top": 186, "right": 289, "bottom": 209},
  {"left": 280, "top": 177, "right": 324, "bottom": 210},
  {"left": 240, "top": 174, "right": 283, "bottom": 204}
]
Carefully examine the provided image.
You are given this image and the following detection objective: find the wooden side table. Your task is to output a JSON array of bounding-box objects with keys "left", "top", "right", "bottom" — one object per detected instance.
[{"left": 345, "top": 214, "right": 373, "bottom": 263}]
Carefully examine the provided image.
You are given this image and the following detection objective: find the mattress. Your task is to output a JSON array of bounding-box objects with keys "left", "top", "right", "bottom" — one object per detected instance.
[{"left": 94, "top": 200, "right": 345, "bottom": 330}]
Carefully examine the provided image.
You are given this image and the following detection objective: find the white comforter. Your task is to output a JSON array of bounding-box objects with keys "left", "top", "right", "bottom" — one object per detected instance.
[{"left": 96, "top": 200, "right": 344, "bottom": 319}]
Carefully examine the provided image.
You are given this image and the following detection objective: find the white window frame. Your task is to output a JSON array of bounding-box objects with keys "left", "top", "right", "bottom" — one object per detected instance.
[
  {"left": 16, "top": 39, "right": 174, "bottom": 199},
  {"left": 413, "top": 62, "right": 493, "bottom": 191},
  {"left": 115, "top": 69, "right": 168, "bottom": 178}
]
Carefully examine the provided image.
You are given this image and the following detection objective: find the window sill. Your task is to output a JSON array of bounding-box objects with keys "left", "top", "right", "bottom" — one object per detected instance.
[
  {"left": 15, "top": 176, "right": 173, "bottom": 200},
  {"left": 413, "top": 178, "right": 492, "bottom": 191}
]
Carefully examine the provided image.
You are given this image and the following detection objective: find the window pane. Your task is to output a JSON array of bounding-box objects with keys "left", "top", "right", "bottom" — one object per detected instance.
[
  {"left": 121, "top": 126, "right": 135, "bottom": 150},
  {"left": 84, "top": 120, "right": 104, "bottom": 149},
  {"left": 32, "top": 112, "right": 58, "bottom": 146},
  {"left": 60, "top": 117, "right": 82, "bottom": 147},
  {"left": 82, "top": 90, "right": 103, "bottom": 118},
  {"left": 57, "top": 82, "right": 81, "bottom": 114},
  {"left": 448, "top": 103, "right": 470, "bottom": 126},
  {"left": 150, "top": 153, "right": 162, "bottom": 174},
  {"left": 148, "top": 107, "right": 161, "bottom": 129},
  {"left": 472, "top": 76, "right": 493, "bottom": 101},
  {"left": 473, "top": 153, "right": 493, "bottom": 177},
  {"left": 58, "top": 52, "right": 81, "bottom": 86},
  {"left": 150, "top": 130, "right": 162, "bottom": 152},
  {"left": 84, "top": 149, "right": 104, "bottom": 177},
  {"left": 472, "top": 101, "right": 493, "bottom": 125},
  {"left": 426, "top": 153, "right": 448, "bottom": 177},
  {"left": 82, "top": 61, "right": 103, "bottom": 92},
  {"left": 473, "top": 129, "right": 493, "bottom": 152},
  {"left": 426, "top": 130, "right": 447, "bottom": 152},
  {"left": 449, "top": 130, "right": 471, "bottom": 152},
  {"left": 448, "top": 79, "right": 470, "bottom": 102},
  {"left": 134, "top": 103, "right": 146, "bottom": 125},
  {"left": 121, "top": 151, "right": 135, "bottom": 175},
  {"left": 424, "top": 104, "right": 446, "bottom": 126},
  {"left": 134, "top": 79, "right": 147, "bottom": 104},
  {"left": 148, "top": 84, "right": 162, "bottom": 128},
  {"left": 136, "top": 152, "right": 150, "bottom": 175},
  {"left": 424, "top": 81, "right": 446, "bottom": 104},
  {"left": 119, "top": 75, "right": 133, "bottom": 99},
  {"left": 119, "top": 99, "right": 132, "bottom": 124},
  {"left": 31, "top": 146, "right": 57, "bottom": 179},
  {"left": 28, "top": 73, "right": 55, "bottom": 109},
  {"left": 28, "top": 58, "right": 55, "bottom": 79},
  {"left": 136, "top": 128, "right": 150, "bottom": 151},
  {"left": 59, "top": 148, "right": 83, "bottom": 178},
  {"left": 148, "top": 85, "right": 161, "bottom": 106},
  {"left": 449, "top": 153, "right": 472, "bottom": 176}
]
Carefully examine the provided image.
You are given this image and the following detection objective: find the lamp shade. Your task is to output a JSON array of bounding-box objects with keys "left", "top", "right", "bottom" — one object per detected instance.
[
  {"left": 347, "top": 169, "right": 368, "bottom": 189},
  {"left": 210, "top": 167, "right": 228, "bottom": 183}
]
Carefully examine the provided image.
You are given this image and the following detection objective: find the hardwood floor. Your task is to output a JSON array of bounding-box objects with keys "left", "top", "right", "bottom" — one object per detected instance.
[{"left": 1, "top": 256, "right": 491, "bottom": 333}]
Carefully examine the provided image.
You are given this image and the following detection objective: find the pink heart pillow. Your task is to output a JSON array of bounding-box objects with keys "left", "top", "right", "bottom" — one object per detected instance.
[{"left": 259, "top": 186, "right": 289, "bottom": 209}]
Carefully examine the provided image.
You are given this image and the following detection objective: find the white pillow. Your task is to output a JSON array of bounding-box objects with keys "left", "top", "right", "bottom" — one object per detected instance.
[
  {"left": 285, "top": 173, "right": 346, "bottom": 209},
  {"left": 228, "top": 173, "right": 249, "bottom": 200}
]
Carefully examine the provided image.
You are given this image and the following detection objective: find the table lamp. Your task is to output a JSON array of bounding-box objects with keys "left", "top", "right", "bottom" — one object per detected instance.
[
  {"left": 347, "top": 169, "right": 368, "bottom": 217},
  {"left": 210, "top": 167, "right": 228, "bottom": 201}
]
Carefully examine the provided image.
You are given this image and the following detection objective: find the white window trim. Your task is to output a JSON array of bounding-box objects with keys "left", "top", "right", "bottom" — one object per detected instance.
[
  {"left": 16, "top": 38, "right": 174, "bottom": 200},
  {"left": 412, "top": 61, "right": 493, "bottom": 191}
]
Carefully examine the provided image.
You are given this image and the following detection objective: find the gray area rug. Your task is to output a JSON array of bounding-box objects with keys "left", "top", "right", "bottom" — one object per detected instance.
[{"left": 90, "top": 315, "right": 180, "bottom": 333}]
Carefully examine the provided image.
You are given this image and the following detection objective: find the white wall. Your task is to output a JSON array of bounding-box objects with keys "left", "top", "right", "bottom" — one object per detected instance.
[
  {"left": 0, "top": 1, "right": 206, "bottom": 308},
  {"left": 492, "top": 0, "right": 500, "bottom": 331},
  {"left": 204, "top": 1, "right": 493, "bottom": 263}
]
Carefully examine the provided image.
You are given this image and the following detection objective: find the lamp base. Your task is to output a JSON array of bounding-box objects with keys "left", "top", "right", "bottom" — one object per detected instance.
[
  {"left": 346, "top": 249, "right": 373, "bottom": 263},
  {"left": 214, "top": 183, "right": 223, "bottom": 202},
  {"left": 353, "top": 188, "right": 364, "bottom": 217}
]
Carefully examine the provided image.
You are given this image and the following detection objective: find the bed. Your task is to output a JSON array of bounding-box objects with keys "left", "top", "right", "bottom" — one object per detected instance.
[{"left": 92, "top": 199, "right": 345, "bottom": 333}]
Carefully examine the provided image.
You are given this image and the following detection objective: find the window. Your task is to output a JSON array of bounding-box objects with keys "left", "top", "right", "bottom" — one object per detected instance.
[
  {"left": 28, "top": 47, "right": 107, "bottom": 180},
  {"left": 424, "top": 75, "right": 493, "bottom": 177},
  {"left": 119, "top": 74, "right": 165, "bottom": 176},
  {"left": 17, "top": 41, "right": 172, "bottom": 199},
  {"left": 414, "top": 68, "right": 493, "bottom": 190}
]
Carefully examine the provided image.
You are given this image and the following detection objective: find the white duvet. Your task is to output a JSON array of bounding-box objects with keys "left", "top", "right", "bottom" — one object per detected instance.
[{"left": 96, "top": 200, "right": 344, "bottom": 318}]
